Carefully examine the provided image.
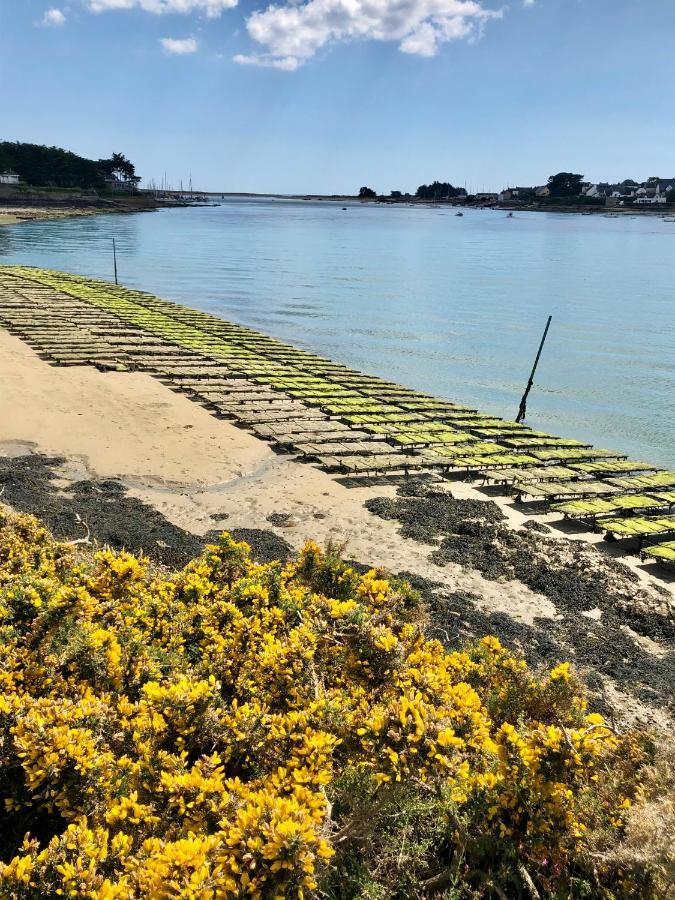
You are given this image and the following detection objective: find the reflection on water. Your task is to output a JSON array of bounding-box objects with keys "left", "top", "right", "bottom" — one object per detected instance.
[{"left": 1, "top": 200, "right": 674, "bottom": 467}]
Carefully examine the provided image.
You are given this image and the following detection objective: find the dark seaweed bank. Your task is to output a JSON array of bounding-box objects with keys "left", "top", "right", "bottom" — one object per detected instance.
[
  {"left": 366, "top": 481, "right": 675, "bottom": 717},
  {"left": 0, "top": 454, "right": 291, "bottom": 568}
]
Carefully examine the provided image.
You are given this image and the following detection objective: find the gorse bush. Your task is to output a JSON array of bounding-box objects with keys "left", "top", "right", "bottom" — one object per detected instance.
[{"left": 0, "top": 509, "right": 665, "bottom": 898}]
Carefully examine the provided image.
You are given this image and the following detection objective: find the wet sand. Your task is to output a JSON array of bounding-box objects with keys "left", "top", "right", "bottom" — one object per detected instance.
[
  {"left": 1, "top": 205, "right": 128, "bottom": 225},
  {"left": 0, "top": 194, "right": 180, "bottom": 226},
  {"left": 0, "top": 206, "right": 131, "bottom": 226}
]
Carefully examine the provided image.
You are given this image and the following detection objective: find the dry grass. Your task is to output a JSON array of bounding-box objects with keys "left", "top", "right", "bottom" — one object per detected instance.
[{"left": 606, "top": 740, "right": 675, "bottom": 897}]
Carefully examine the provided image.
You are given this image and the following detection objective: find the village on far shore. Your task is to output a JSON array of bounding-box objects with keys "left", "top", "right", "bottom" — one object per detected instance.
[{"left": 357, "top": 172, "right": 675, "bottom": 210}]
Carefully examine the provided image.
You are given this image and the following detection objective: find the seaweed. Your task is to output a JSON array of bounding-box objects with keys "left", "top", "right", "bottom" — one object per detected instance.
[
  {"left": 0, "top": 454, "right": 292, "bottom": 570},
  {"left": 366, "top": 480, "right": 675, "bottom": 717}
]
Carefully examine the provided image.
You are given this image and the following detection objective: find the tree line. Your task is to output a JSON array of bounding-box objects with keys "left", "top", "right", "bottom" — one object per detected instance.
[
  {"left": 360, "top": 175, "right": 584, "bottom": 200},
  {"left": 359, "top": 182, "right": 464, "bottom": 201},
  {"left": 0, "top": 142, "right": 140, "bottom": 190}
]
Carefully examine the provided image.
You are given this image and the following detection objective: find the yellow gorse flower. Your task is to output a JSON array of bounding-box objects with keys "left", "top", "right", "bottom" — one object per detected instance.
[{"left": 0, "top": 508, "right": 643, "bottom": 897}]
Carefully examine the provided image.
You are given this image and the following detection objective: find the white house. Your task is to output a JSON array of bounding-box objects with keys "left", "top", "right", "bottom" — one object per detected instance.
[
  {"left": 0, "top": 170, "right": 21, "bottom": 186},
  {"left": 635, "top": 195, "right": 667, "bottom": 205}
]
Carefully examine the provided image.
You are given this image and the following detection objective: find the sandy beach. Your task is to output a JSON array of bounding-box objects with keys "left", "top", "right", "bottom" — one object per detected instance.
[
  {"left": 0, "top": 328, "right": 547, "bottom": 614},
  {"left": 0, "top": 206, "right": 107, "bottom": 226},
  {"left": 0, "top": 194, "right": 183, "bottom": 227},
  {"left": 2, "top": 319, "right": 673, "bottom": 728}
]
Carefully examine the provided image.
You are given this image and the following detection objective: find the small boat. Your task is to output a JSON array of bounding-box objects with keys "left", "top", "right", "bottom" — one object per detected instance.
[
  {"left": 455, "top": 211, "right": 463, "bottom": 217},
  {"left": 663, "top": 216, "right": 675, "bottom": 223},
  {"left": 506, "top": 212, "right": 514, "bottom": 218}
]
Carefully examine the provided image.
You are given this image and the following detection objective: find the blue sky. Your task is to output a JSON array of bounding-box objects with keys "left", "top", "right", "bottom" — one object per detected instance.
[{"left": 1, "top": 0, "right": 674, "bottom": 193}]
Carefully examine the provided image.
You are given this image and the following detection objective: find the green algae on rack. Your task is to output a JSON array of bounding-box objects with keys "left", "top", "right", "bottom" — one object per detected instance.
[{"left": 0, "top": 264, "right": 674, "bottom": 565}]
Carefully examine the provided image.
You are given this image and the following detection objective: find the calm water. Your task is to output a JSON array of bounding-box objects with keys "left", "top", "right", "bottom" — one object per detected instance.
[{"left": 1, "top": 200, "right": 673, "bottom": 467}]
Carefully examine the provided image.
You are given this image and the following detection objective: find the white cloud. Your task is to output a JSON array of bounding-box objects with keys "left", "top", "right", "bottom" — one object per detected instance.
[
  {"left": 233, "top": 52, "right": 300, "bottom": 70},
  {"left": 523, "top": 0, "right": 536, "bottom": 6},
  {"left": 160, "top": 36, "right": 198, "bottom": 52},
  {"left": 235, "top": 0, "right": 502, "bottom": 70},
  {"left": 42, "top": 8, "right": 67, "bottom": 26},
  {"left": 86, "top": 0, "right": 236, "bottom": 16}
]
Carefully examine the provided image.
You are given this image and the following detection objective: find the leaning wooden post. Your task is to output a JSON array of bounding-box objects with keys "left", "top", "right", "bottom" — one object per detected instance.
[
  {"left": 515, "top": 315, "right": 552, "bottom": 424},
  {"left": 112, "top": 238, "right": 118, "bottom": 285}
]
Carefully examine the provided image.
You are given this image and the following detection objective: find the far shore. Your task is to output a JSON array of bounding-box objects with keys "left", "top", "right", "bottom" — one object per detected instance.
[
  {"left": 177, "top": 190, "right": 675, "bottom": 215},
  {"left": 2, "top": 191, "right": 672, "bottom": 224},
  {"left": 361, "top": 198, "right": 675, "bottom": 216}
]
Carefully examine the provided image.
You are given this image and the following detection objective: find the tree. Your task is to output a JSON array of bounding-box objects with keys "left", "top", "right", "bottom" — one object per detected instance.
[
  {"left": 359, "top": 186, "right": 377, "bottom": 199},
  {"left": 109, "top": 152, "right": 136, "bottom": 180},
  {"left": 390, "top": 190, "right": 402, "bottom": 199},
  {"left": 0, "top": 141, "right": 140, "bottom": 190},
  {"left": 415, "top": 181, "right": 464, "bottom": 201},
  {"left": 547, "top": 172, "right": 584, "bottom": 198},
  {"left": 99, "top": 152, "right": 140, "bottom": 185},
  {"left": 0, "top": 141, "right": 107, "bottom": 189},
  {"left": 667, "top": 188, "right": 675, "bottom": 205}
]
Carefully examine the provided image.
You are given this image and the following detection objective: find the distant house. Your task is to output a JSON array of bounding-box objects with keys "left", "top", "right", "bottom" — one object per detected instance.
[
  {"left": 605, "top": 183, "right": 639, "bottom": 200},
  {"left": 635, "top": 194, "right": 667, "bottom": 205},
  {"left": 0, "top": 169, "right": 21, "bottom": 186},
  {"left": 644, "top": 176, "right": 675, "bottom": 193},
  {"left": 655, "top": 180, "right": 675, "bottom": 196},
  {"left": 585, "top": 183, "right": 611, "bottom": 198},
  {"left": 498, "top": 187, "right": 536, "bottom": 202},
  {"left": 104, "top": 174, "right": 138, "bottom": 193},
  {"left": 535, "top": 185, "right": 550, "bottom": 198}
]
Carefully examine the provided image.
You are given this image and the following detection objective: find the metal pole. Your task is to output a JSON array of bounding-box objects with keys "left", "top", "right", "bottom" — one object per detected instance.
[
  {"left": 112, "top": 238, "right": 118, "bottom": 285},
  {"left": 515, "top": 315, "right": 552, "bottom": 423}
]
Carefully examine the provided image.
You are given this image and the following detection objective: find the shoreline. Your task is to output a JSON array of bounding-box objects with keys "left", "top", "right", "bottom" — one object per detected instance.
[
  {"left": 183, "top": 191, "right": 675, "bottom": 216},
  {"left": 0, "top": 205, "right": 144, "bottom": 227},
  {"left": 3, "top": 196, "right": 671, "bottom": 228},
  {"left": 0, "top": 266, "right": 673, "bottom": 726},
  {"left": 0, "top": 193, "right": 196, "bottom": 227}
]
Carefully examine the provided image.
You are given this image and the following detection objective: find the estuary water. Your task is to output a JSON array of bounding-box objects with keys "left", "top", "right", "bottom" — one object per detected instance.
[{"left": 1, "top": 199, "right": 673, "bottom": 467}]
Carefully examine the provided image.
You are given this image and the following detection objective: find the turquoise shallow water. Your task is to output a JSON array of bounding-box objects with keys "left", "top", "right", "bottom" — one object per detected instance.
[{"left": 1, "top": 199, "right": 673, "bottom": 467}]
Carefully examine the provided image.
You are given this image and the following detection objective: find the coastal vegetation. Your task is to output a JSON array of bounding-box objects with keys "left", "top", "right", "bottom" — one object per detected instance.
[
  {"left": 546, "top": 172, "right": 585, "bottom": 197},
  {"left": 0, "top": 142, "right": 139, "bottom": 191},
  {"left": 0, "top": 508, "right": 672, "bottom": 898},
  {"left": 415, "top": 182, "right": 465, "bottom": 201}
]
